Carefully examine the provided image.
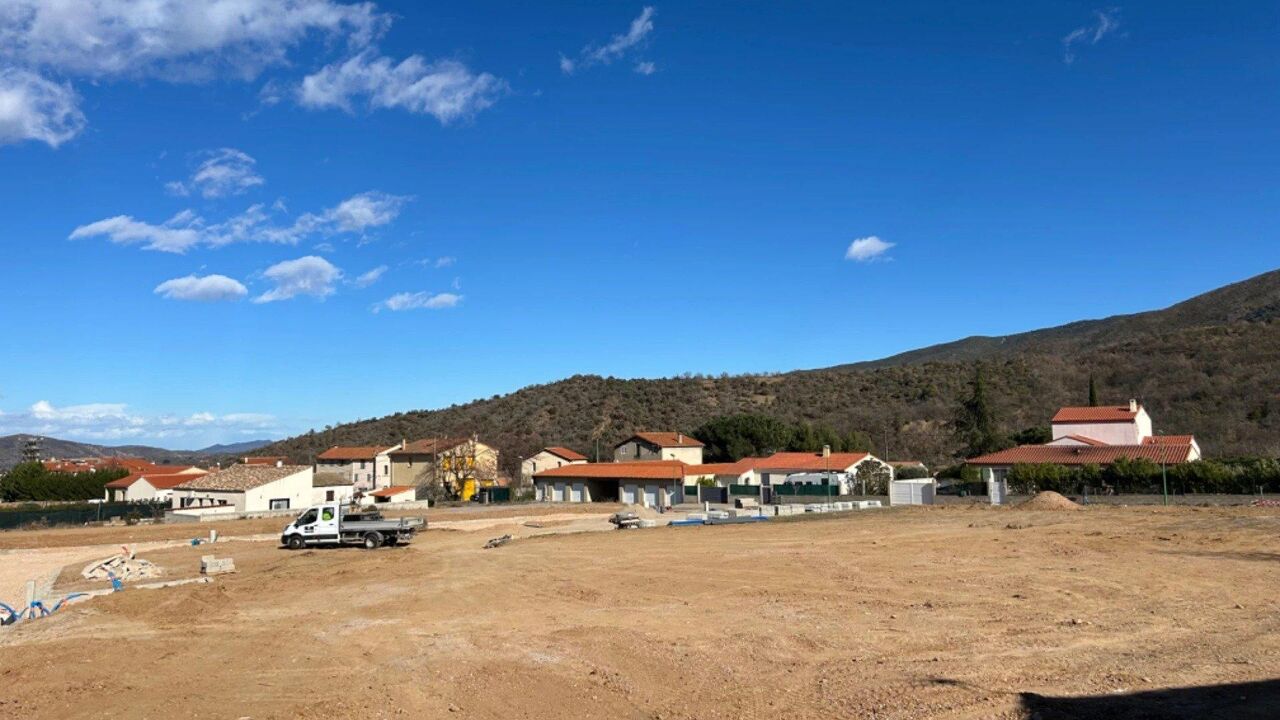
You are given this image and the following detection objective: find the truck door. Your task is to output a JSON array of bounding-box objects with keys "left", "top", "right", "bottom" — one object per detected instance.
[
  {"left": 313, "top": 504, "right": 340, "bottom": 541},
  {"left": 295, "top": 508, "right": 319, "bottom": 538}
]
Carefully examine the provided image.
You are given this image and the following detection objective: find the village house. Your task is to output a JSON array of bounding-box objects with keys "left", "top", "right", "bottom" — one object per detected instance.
[
  {"left": 103, "top": 465, "right": 209, "bottom": 503},
  {"left": 521, "top": 446, "right": 588, "bottom": 481},
  {"left": 534, "top": 460, "right": 688, "bottom": 507},
  {"left": 171, "top": 464, "right": 313, "bottom": 516},
  {"left": 613, "top": 432, "right": 705, "bottom": 464},
  {"left": 367, "top": 485, "right": 418, "bottom": 504},
  {"left": 967, "top": 400, "right": 1202, "bottom": 482},
  {"left": 388, "top": 436, "right": 500, "bottom": 501},
  {"left": 312, "top": 473, "right": 356, "bottom": 505},
  {"left": 314, "top": 443, "right": 402, "bottom": 491}
]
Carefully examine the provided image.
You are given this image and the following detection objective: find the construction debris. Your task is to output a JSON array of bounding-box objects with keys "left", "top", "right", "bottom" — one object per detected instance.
[
  {"left": 484, "top": 534, "right": 513, "bottom": 549},
  {"left": 82, "top": 546, "right": 161, "bottom": 583},
  {"left": 200, "top": 555, "right": 236, "bottom": 576}
]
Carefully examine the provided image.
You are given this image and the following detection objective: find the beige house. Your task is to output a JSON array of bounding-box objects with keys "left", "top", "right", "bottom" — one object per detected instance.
[
  {"left": 521, "top": 446, "right": 588, "bottom": 481},
  {"left": 171, "top": 465, "right": 313, "bottom": 516},
  {"left": 388, "top": 436, "right": 499, "bottom": 501},
  {"left": 613, "top": 432, "right": 704, "bottom": 465},
  {"left": 312, "top": 473, "right": 356, "bottom": 505},
  {"left": 314, "top": 443, "right": 401, "bottom": 491}
]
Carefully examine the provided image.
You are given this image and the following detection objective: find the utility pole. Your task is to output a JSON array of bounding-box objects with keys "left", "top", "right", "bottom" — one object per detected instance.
[{"left": 1162, "top": 462, "right": 1169, "bottom": 507}]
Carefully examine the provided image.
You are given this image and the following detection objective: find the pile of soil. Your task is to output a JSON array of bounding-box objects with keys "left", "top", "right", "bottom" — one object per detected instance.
[{"left": 1017, "top": 491, "right": 1083, "bottom": 511}]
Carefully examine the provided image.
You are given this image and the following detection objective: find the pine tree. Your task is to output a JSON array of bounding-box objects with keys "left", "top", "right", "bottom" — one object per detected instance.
[
  {"left": 1088, "top": 374, "right": 1099, "bottom": 407},
  {"left": 954, "top": 367, "right": 1006, "bottom": 457}
]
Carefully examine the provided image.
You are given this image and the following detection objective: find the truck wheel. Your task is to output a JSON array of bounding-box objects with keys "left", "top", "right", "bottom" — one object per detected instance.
[
  {"left": 363, "top": 531, "right": 384, "bottom": 550},
  {"left": 287, "top": 535, "right": 305, "bottom": 550}
]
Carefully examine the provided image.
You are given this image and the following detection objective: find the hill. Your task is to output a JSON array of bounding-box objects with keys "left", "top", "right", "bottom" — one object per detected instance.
[
  {"left": 0, "top": 435, "right": 244, "bottom": 471},
  {"left": 196, "top": 440, "right": 273, "bottom": 456},
  {"left": 251, "top": 269, "right": 1280, "bottom": 471}
]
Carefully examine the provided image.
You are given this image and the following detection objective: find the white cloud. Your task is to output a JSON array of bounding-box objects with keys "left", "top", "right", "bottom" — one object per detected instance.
[
  {"left": 254, "top": 255, "right": 342, "bottom": 303},
  {"left": 154, "top": 274, "right": 248, "bottom": 301},
  {"left": 168, "top": 148, "right": 265, "bottom": 198},
  {"left": 0, "top": 68, "right": 86, "bottom": 147},
  {"left": 1063, "top": 8, "right": 1121, "bottom": 64},
  {"left": 434, "top": 256, "right": 455, "bottom": 268},
  {"left": 634, "top": 61, "right": 656, "bottom": 76},
  {"left": 376, "top": 291, "right": 461, "bottom": 312},
  {"left": 353, "top": 264, "right": 388, "bottom": 287},
  {"left": 0, "top": 0, "right": 389, "bottom": 81},
  {"left": 299, "top": 49, "right": 506, "bottom": 124},
  {"left": 563, "top": 6, "right": 656, "bottom": 74},
  {"left": 844, "top": 235, "right": 895, "bottom": 262},
  {"left": 69, "top": 212, "right": 202, "bottom": 253},
  {"left": 1, "top": 399, "right": 278, "bottom": 443},
  {"left": 70, "top": 190, "right": 408, "bottom": 252}
]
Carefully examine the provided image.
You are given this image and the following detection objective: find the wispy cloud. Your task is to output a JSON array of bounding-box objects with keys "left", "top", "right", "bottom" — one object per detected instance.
[
  {"left": 70, "top": 191, "right": 410, "bottom": 253},
  {"left": 1063, "top": 8, "right": 1121, "bottom": 64},
  {"left": 561, "top": 6, "right": 656, "bottom": 75},
  {"left": 0, "top": 400, "right": 279, "bottom": 443},
  {"left": 154, "top": 274, "right": 248, "bottom": 302},
  {"left": 299, "top": 49, "right": 507, "bottom": 124},
  {"left": 634, "top": 61, "right": 656, "bottom": 76},
  {"left": 375, "top": 291, "right": 461, "bottom": 312},
  {"left": 845, "top": 235, "right": 895, "bottom": 262},
  {"left": 166, "top": 148, "right": 265, "bottom": 198},
  {"left": 254, "top": 256, "right": 342, "bottom": 303},
  {"left": 353, "top": 265, "right": 388, "bottom": 287}
]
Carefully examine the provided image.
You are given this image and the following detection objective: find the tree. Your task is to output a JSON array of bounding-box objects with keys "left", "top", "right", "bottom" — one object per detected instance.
[
  {"left": 692, "top": 415, "right": 796, "bottom": 461},
  {"left": 1088, "top": 374, "right": 1099, "bottom": 407},
  {"left": 1010, "top": 426, "right": 1051, "bottom": 445},
  {"left": 410, "top": 438, "right": 500, "bottom": 502},
  {"left": 854, "top": 460, "right": 892, "bottom": 495},
  {"left": 953, "top": 367, "right": 1007, "bottom": 458}
]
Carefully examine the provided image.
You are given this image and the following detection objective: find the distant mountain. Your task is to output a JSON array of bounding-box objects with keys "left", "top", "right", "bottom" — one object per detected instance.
[
  {"left": 196, "top": 440, "right": 273, "bottom": 455},
  {"left": 0, "top": 435, "right": 270, "bottom": 471},
  {"left": 254, "top": 269, "right": 1280, "bottom": 470}
]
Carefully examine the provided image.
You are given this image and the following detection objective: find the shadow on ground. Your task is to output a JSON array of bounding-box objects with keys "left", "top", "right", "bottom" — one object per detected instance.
[{"left": 1020, "top": 678, "right": 1280, "bottom": 719}]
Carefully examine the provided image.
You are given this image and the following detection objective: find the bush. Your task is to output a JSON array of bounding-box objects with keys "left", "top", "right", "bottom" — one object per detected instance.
[{"left": 895, "top": 465, "right": 930, "bottom": 480}]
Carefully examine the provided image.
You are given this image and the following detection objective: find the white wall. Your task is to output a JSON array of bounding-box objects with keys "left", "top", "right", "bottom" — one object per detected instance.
[
  {"left": 313, "top": 484, "right": 355, "bottom": 505},
  {"left": 244, "top": 468, "right": 313, "bottom": 513}
]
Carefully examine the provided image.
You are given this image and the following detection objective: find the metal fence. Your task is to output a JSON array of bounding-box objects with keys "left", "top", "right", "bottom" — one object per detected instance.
[{"left": 0, "top": 501, "right": 168, "bottom": 531}]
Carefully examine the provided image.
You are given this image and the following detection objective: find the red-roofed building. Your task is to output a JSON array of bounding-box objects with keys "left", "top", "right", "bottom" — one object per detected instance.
[
  {"left": 969, "top": 400, "right": 1201, "bottom": 483},
  {"left": 534, "top": 461, "right": 690, "bottom": 506},
  {"left": 613, "top": 432, "right": 705, "bottom": 465},
  {"left": 520, "top": 446, "right": 589, "bottom": 482},
  {"left": 103, "top": 466, "right": 209, "bottom": 502}
]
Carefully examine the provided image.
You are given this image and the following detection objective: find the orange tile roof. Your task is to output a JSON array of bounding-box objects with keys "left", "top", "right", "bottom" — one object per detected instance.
[
  {"left": 104, "top": 466, "right": 207, "bottom": 489},
  {"left": 619, "top": 432, "right": 705, "bottom": 449},
  {"left": 1052, "top": 406, "right": 1140, "bottom": 423},
  {"left": 753, "top": 452, "right": 871, "bottom": 472},
  {"left": 368, "top": 485, "right": 416, "bottom": 498},
  {"left": 535, "top": 461, "right": 690, "bottom": 481},
  {"left": 967, "top": 443, "right": 1193, "bottom": 467},
  {"left": 686, "top": 460, "right": 755, "bottom": 476},
  {"left": 317, "top": 446, "right": 395, "bottom": 461},
  {"left": 543, "top": 446, "right": 588, "bottom": 462}
]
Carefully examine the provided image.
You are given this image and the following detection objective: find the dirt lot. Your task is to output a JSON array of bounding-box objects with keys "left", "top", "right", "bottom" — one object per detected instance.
[{"left": 2, "top": 504, "right": 1279, "bottom": 719}]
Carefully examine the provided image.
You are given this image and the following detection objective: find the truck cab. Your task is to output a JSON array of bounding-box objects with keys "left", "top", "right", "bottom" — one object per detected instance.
[{"left": 284, "top": 504, "right": 341, "bottom": 544}]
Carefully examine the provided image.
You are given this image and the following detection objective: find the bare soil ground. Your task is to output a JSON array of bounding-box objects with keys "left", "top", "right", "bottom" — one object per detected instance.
[{"left": 2, "top": 504, "right": 1279, "bottom": 719}]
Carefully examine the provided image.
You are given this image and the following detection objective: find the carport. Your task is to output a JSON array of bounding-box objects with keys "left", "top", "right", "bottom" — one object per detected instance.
[{"left": 534, "top": 461, "right": 688, "bottom": 507}]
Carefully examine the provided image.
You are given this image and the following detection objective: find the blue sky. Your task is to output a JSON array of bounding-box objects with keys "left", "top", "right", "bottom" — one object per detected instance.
[{"left": 1, "top": 1, "right": 1277, "bottom": 448}]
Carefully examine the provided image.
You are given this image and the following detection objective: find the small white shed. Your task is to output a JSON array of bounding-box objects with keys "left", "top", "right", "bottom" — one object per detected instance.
[{"left": 889, "top": 479, "right": 936, "bottom": 506}]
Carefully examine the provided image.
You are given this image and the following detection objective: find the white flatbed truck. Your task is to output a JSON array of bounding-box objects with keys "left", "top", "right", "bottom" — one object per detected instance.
[{"left": 281, "top": 503, "right": 426, "bottom": 550}]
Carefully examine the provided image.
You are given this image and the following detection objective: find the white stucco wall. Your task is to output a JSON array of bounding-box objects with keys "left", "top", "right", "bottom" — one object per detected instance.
[{"left": 244, "top": 469, "right": 313, "bottom": 513}]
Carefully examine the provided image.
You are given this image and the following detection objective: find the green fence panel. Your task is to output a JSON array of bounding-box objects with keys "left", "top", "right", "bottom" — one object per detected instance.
[
  {"left": 728, "top": 484, "right": 759, "bottom": 496},
  {"left": 0, "top": 501, "right": 169, "bottom": 530}
]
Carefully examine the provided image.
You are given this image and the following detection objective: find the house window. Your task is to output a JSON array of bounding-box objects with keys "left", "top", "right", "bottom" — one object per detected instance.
[
  {"left": 360, "top": 461, "right": 366, "bottom": 469},
  {"left": 269, "top": 498, "right": 290, "bottom": 510},
  {"left": 326, "top": 490, "right": 335, "bottom": 502}
]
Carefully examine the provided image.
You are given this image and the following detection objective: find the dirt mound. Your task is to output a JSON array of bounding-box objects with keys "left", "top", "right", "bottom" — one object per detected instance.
[
  {"left": 1017, "top": 491, "right": 1083, "bottom": 511},
  {"left": 619, "top": 504, "right": 661, "bottom": 519}
]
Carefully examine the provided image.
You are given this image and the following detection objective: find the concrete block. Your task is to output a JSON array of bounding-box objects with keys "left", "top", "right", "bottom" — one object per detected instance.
[{"left": 200, "top": 556, "right": 236, "bottom": 576}]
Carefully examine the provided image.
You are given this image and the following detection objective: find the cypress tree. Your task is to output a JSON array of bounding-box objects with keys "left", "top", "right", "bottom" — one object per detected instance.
[{"left": 1088, "top": 374, "right": 1099, "bottom": 406}]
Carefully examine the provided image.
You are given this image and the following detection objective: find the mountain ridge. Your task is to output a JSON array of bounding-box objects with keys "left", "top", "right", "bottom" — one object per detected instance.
[{"left": 252, "top": 268, "right": 1280, "bottom": 470}]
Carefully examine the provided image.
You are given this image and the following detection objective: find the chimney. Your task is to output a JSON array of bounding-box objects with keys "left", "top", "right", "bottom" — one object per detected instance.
[
  {"left": 1129, "top": 399, "right": 1138, "bottom": 412},
  {"left": 677, "top": 433, "right": 683, "bottom": 444}
]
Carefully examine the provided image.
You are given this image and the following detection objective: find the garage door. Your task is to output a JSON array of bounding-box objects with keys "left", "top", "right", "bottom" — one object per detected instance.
[
  {"left": 551, "top": 483, "right": 565, "bottom": 502},
  {"left": 621, "top": 484, "right": 636, "bottom": 504},
  {"left": 644, "top": 485, "right": 659, "bottom": 508},
  {"left": 569, "top": 483, "right": 583, "bottom": 502}
]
